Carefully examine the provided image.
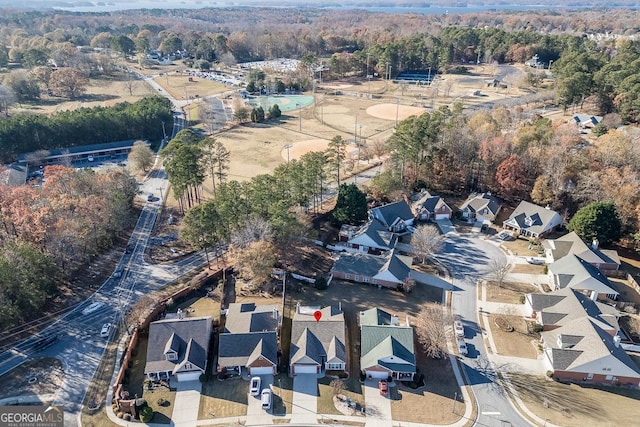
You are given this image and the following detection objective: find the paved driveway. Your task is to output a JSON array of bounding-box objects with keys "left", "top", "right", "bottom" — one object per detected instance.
[
  {"left": 245, "top": 375, "right": 273, "bottom": 426},
  {"left": 291, "top": 374, "right": 318, "bottom": 424},
  {"left": 436, "top": 218, "right": 458, "bottom": 235},
  {"left": 172, "top": 380, "right": 202, "bottom": 427},
  {"left": 363, "top": 379, "right": 392, "bottom": 427}
]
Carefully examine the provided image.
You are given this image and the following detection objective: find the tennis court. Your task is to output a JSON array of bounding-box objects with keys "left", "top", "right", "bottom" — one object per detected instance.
[{"left": 246, "top": 94, "right": 314, "bottom": 112}]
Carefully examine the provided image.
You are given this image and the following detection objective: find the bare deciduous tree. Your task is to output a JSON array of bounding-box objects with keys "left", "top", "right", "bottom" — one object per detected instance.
[
  {"left": 411, "top": 224, "right": 444, "bottom": 264},
  {"left": 415, "top": 303, "right": 454, "bottom": 359},
  {"left": 487, "top": 258, "right": 511, "bottom": 288},
  {"left": 230, "top": 216, "right": 273, "bottom": 249},
  {"left": 128, "top": 140, "right": 155, "bottom": 172},
  {"left": 330, "top": 379, "right": 345, "bottom": 396}
]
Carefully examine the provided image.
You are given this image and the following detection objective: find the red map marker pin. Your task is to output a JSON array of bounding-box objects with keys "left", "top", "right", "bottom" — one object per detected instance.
[{"left": 313, "top": 310, "right": 322, "bottom": 322}]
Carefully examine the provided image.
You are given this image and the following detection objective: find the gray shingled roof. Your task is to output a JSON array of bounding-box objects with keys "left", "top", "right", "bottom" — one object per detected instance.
[
  {"left": 145, "top": 316, "right": 212, "bottom": 375},
  {"left": 290, "top": 306, "right": 346, "bottom": 367},
  {"left": 459, "top": 192, "right": 501, "bottom": 216},
  {"left": 542, "top": 317, "right": 640, "bottom": 378},
  {"left": 331, "top": 249, "right": 412, "bottom": 284},
  {"left": 348, "top": 220, "right": 398, "bottom": 250},
  {"left": 0, "top": 164, "right": 27, "bottom": 186},
  {"left": 224, "top": 302, "right": 279, "bottom": 333},
  {"left": 218, "top": 331, "right": 278, "bottom": 368},
  {"left": 549, "top": 255, "right": 618, "bottom": 296},
  {"left": 414, "top": 191, "right": 450, "bottom": 215},
  {"left": 504, "top": 201, "right": 561, "bottom": 235},
  {"left": 371, "top": 200, "right": 414, "bottom": 229},
  {"left": 528, "top": 293, "right": 567, "bottom": 312},
  {"left": 543, "top": 232, "right": 620, "bottom": 266}
]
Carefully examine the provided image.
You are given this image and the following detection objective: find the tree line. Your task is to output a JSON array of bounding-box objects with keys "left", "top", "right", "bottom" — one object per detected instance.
[
  {"left": 0, "top": 96, "right": 172, "bottom": 163},
  {"left": 0, "top": 166, "right": 138, "bottom": 330}
]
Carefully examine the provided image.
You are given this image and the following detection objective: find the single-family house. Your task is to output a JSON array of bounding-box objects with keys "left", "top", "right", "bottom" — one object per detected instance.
[
  {"left": 330, "top": 249, "right": 413, "bottom": 289},
  {"left": 144, "top": 315, "right": 212, "bottom": 382},
  {"left": 503, "top": 201, "right": 562, "bottom": 239},
  {"left": 338, "top": 221, "right": 398, "bottom": 254},
  {"left": 217, "top": 303, "right": 279, "bottom": 376},
  {"left": 542, "top": 232, "right": 620, "bottom": 271},
  {"left": 525, "top": 288, "right": 639, "bottom": 387},
  {"left": 547, "top": 254, "right": 619, "bottom": 300},
  {"left": 359, "top": 308, "right": 416, "bottom": 381},
  {"left": 572, "top": 113, "right": 602, "bottom": 128},
  {"left": 412, "top": 190, "right": 452, "bottom": 221},
  {"left": 524, "top": 287, "right": 620, "bottom": 335},
  {"left": 459, "top": 192, "right": 502, "bottom": 224},
  {"left": 289, "top": 305, "right": 347, "bottom": 376},
  {"left": 370, "top": 200, "right": 415, "bottom": 233}
]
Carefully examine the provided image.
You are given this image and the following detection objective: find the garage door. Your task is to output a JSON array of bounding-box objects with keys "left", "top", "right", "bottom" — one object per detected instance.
[
  {"left": 435, "top": 213, "right": 450, "bottom": 220},
  {"left": 293, "top": 364, "right": 318, "bottom": 375},
  {"left": 250, "top": 366, "right": 275, "bottom": 376},
  {"left": 365, "top": 370, "right": 389, "bottom": 380},
  {"left": 176, "top": 371, "right": 202, "bottom": 382}
]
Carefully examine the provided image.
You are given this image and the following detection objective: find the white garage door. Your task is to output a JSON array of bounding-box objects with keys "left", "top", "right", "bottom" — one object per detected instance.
[
  {"left": 365, "top": 370, "right": 389, "bottom": 380},
  {"left": 435, "top": 213, "right": 450, "bottom": 220},
  {"left": 250, "top": 366, "right": 275, "bottom": 376},
  {"left": 176, "top": 371, "right": 201, "bottom": 382},
  {"left": 293, "top": 364, "right": 318, "bottom": 375}
]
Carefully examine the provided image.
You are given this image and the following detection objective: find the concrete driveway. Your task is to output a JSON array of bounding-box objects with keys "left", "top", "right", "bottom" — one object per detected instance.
[
  {"left": 290, "top": 374, "right": 318, "bottom": 424},
  {"left": 172, "top": 380, "right": 202, "bottom": 427},
  {"left": 245, "top": 374, "right": 273, "bottom": 426},
  {"left": 363, "top": 379, "right": 392, "bottom": 427},
  {"left": 436, "top": 218, "right": 458, "bottom": 235}
]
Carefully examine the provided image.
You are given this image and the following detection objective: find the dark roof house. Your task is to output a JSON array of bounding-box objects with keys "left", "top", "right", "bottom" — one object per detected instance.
[
  {"left": 459, "top": 192, "right": 501, "bottom": 223},
  {"left": 412, "top": 190, "right": 452, "bottom": 221},
  {"left": 338, "top": 220, "right": 398, "bottom": 254},
  {"left": 542, "top": 232, "right": 620, "bottom": 270},
  {"left": 145, "top": 316, "right": 212, "bottom": 382},
  {"left": 217, "top": 303, "right": 279, "bottom": 376},
  {"left": 330, "top": 249, "right": 413, "bottom": 289},
  {"left": 503, "top": 201, "right": 562, "bottom": 238},
  {"left": 289, "top": 305, "right": 346, "bottom": 376},
  {"left": 370, "top": 200, "right": 415, "bottom": 233}
]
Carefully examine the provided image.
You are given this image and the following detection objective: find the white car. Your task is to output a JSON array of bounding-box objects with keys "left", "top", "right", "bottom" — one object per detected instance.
[
  {"left": 100, "top": 323, "right": 112, "bottom": 338},
  {"left": 261, "top": 388, "right": 272, "bottom": 410},
  {"left": 457, "top": 339, "right": 468, "bottom": 356},
  {"left": 526, "top": 257, "right": 545, "bottom": 265},
  {"left": 82, "top": 302, "right": 104, "bottom": 315},
  {"left": 250, "top": 377, "right": 261, "bottom": 396},
  {"left": 87, "top": 155, "right": 94, "bottom": 162},
  {"left": 454, "top": 320, "right": 465, "bottom": 338}
]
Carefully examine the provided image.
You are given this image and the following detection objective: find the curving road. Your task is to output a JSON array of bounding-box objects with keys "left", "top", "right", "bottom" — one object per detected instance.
[{"left": 436, "top": 232, "right": 532, "bottom": 427}]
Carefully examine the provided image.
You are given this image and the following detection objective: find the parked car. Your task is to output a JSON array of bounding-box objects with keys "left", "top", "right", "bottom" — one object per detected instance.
[
  {"left": 124, "top": 244, "right": 133, "bottom": 254},
  {"left": 87, "top": 155, "right": 94, "bottom": 162},
  {"left": 113, "top": 267, "right": 124, "bottom": 278},
  {"left": 250, "top": 377, "right": 261, "bottom": 396},
  {"left": 526, "top": 257, "right": 545, "bottom": 265},
  {"left": 261, "top": 388, "right": 272, "bottom": 410},
  {"left": 454, "top": 320, "right": 465, "bottom": 338},
  {"left": 82, "top": 302, "right": 104, "bottom": 315},
  {"left": 100, "top": 323, "right": 112, "bottom": 338},
  {"left": 457, "top": 339, "right": 468, "bottom": 356},
  {"left": 147, "top": 193, "right": 154, "bottom": 202},
  {"left": 378, "top": 379, "right": 389, "bottom": 396}
]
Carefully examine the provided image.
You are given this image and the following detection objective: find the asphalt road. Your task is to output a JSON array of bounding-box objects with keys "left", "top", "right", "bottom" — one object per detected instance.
[{"left": 437, "top": 233, "right": 532, "bottom": 427}]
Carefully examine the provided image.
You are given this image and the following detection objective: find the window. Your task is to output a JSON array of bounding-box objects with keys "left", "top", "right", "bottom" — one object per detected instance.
[
  {"left": 327, "top": 363, "right": 343, "bottom": 370},
  {"left": 165, "top": 352, "right": 177, "bottom": 361},
  {"left": 185, "top": 362, "right": 193, "bottom": 370},
  {"left": 354, "top": 275, "right": 359, "bottom": 281},
  {"left": 345, "top": 274, "right": 350, "bottom": 279},
  {"left": 363, "top": 277, "right": 370, "bottom": 283}
]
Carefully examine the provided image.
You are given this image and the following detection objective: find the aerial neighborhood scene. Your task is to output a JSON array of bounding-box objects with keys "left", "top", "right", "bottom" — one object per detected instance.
[{"left": 2, "top": 0, "right": 640, "bottom": 426}]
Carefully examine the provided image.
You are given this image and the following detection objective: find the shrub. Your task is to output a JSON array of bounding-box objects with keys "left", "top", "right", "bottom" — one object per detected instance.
[
  {"left": 139, "top": 406, "right": 154, "bottom": 423},
  {"left": 157, "top": 398, "right": 169, "bottom": 407},
  {"left": 123, "top": 413, "right": 131, "bottom": 421},
  {"left": 531, "top": 323, "right": 544, "bottom": 333},
  {"left": 315, "top": 276, "right": 328, "bottom": 290},
  {"left": 199, "top": 373, "right": 207, "bottom": 383},
  {"left": 546, "top": 370, "right": 554, "bottom": 378},
  {"left": 518, "top": 295, "right": 526, "bottom": 304},
  {"left": 116, "top": 412, "right": 124, "bottom": 419}
]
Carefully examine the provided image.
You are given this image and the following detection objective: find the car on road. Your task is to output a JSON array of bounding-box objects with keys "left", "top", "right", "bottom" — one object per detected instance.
[
  {"left": 526, "top": 257, "right": 545, "bottom": 265},
  {"left": 147, "top": 193, "right": 154, "bottom": 202},
  {"left": 454, "top": 320, "right": 465, "bottom": 338},
  {"left": 100, "top": 323, "right": 112, "bottom": 338},
  {"left": 124, "top": 244, "right": 133, "bottom": 254},
  {"left": 261, "top": 388, "right": 272, "bottom": 410},
  {"left": 87, "top": 155, "right": 94, "bottom": 162},
  {"left": 378, "top": 379, "right": 389, "bottom": 396},
  {"left": 250, "top": 377, "right": 261, "bottom": 396},
  {"left": 457, "top": 339, "right": 468, "bottom": 356},
  {"left": 82, "top": 302, "right": 104, "bottom": 315},
  {"left": 113, "top": 267, "right": 124, "bottom": 278}
]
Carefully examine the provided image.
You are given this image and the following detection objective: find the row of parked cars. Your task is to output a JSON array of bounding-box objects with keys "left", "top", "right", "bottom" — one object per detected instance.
[
  {"left": 454, "top": 319, "right": 468, "bottom": 356},
  {"left": 250, "top": 377, "right": 272, "bottom": 410}
]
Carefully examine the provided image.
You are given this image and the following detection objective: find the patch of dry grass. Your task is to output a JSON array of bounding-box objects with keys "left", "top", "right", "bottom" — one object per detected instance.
[
  {"left": 0, "top": 357, "right": 64, "bottom": 399},
  {"left": 153, "top": 74, "right": 230, "bottom": 101},
  {"left": 485, "top": 282, "right": 538, "bottom": 304},
  {"left": 488, "top": 314, "right": 538, "bottom": 359},
  {"left": 510, "top": 373, "right": 640, "bottom": 426},
  {"left": 143, "top": 386, "right": 175, "bottom": 424},
  {"left": 511, "top": 263, "right": 546, "bottom": 274},
  {"left": 500, "top": 237, "right": 542, "bottom": 257},
  {"left": 198, "top": 376, "right": 248, "bottom": 419}
]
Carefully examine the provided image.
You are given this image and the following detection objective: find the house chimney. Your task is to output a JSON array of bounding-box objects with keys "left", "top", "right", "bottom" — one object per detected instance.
[
  {"left": 592, "top": 239, "right": 599, "bottom": 250},
  {"left": 273, "top": 308, "right": 278, "bottom": 320},
  {"left": 390, "top": 314, "right": 399, "bottom": 326},
  {"left": 296, "top": 302, "right": 300, "bottom": 313},
  {"left": 613, "top": 335, "right": 621, "bottom": 348},
  {"left": 590, "top": 290, "right": 598, "bottom": 301},
  {"left": 545, "top": 204, "right": 551, "bottom": 210},
  {"left": 339, "top": 301, "right": 342, "bottom": 312},
  {"left": 177, "top": 308, "right": 184, "bottom": 319}
]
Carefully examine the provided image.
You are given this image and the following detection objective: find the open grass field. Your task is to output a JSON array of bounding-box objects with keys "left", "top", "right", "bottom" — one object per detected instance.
[{"left": 510, "top": 373, "right": 640, "bottom": 427}]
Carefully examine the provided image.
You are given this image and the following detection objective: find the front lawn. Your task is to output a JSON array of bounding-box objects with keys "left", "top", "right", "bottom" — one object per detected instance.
[
  {"left": 198, "top": 376, "right": 248, "bottom": 419},
  {"left": 485, "top": 281, "right": 538, "bottom": 304},
  {"left": 488, "top": 314, "right": 539, "bottom": 359}
]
